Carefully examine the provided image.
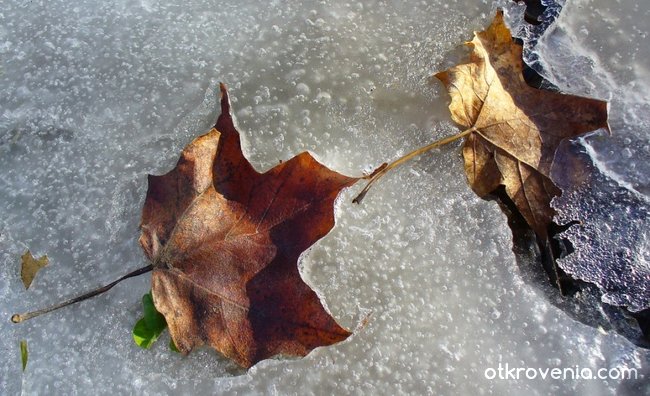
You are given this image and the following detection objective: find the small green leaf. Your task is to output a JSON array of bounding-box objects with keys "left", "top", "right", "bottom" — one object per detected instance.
[
  {"left": 169, "top": 339, "right": 180, "bottom": 353},
  {"left": 142, "top": 292, "right": 166, "bottom": 330},
  {"left": 20, "top": 340, "right": 28, "bottom": 372},
  {"left": 132, "top": 291, "right": 167, "bottom": 349},
  {"left": 133, "top": 318, "right": 156, "bottom": 348}
]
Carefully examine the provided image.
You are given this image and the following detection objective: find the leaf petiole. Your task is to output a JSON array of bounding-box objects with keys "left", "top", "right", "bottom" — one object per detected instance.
[
  {"left": 353, "top": 127, "right": 475, "bottom": 203},
  {"left": 11, "top": 265, "right": 153, "bottom": 323}
]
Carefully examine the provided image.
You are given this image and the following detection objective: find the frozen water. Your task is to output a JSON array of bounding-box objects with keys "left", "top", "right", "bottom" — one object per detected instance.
[
  {"left": 554, "top": 152, "right": 650, "bottom": 313},
  {"left": 516, "top": 0, "right": 650, "bottom": 314},
  {"left": 0, "top": 1, "right": 648, "bottom": 395}
]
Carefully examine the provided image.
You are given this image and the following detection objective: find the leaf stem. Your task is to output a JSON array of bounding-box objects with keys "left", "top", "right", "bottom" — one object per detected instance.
[
  {"left": 11, "top": 265, "right": 153, "bottom": 323},
  {"left": 353, "top": 127, "right": 475, "bottom": 203}
]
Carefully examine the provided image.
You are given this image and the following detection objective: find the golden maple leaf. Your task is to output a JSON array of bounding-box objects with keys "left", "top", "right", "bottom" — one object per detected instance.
[{"left": 435, "top": 10, "right": 609, "bottom": 239}]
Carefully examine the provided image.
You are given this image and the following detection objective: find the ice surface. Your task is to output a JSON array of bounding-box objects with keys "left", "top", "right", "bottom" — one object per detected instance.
[
  {"left": 554, "top": 154, "right": 650, "bottom": 312},
  {"left": 1, "top": 0, "right": 648, "bottom": 395},
  {"left": 515, "top": 0, "right": 650, "bottom": 314}
]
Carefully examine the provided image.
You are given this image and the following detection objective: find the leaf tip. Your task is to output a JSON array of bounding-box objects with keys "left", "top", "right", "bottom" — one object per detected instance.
[{"left": 219, "top": 82, "right": 231, "bottom": 116}]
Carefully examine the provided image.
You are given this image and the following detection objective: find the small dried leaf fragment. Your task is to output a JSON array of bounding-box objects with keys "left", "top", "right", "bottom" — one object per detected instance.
[
  {"left": 20, "top": 250, "right": 49, "bottom": 289},
  {"left": 139, "top": 84, "right": 357, "bottom": 368},
  {"left": 435, "top": 10, "right": 609, "bottom": 239}
]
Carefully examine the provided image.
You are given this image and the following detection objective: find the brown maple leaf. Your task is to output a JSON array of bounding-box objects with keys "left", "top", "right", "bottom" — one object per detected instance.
[
  {"left": 139, "top": 84, "right": 357, "bottom": 368},
  {"left": 434, "top": 10, "right": 608, "bottom": 239}
]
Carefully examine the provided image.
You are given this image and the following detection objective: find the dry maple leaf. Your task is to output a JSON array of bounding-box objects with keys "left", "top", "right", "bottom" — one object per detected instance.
[
  {"left": 139, "top": 84, "right": 358, "bottom": 368},
  {"left": 434, "top": 10, "right": 609, "bottom": 239}
]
